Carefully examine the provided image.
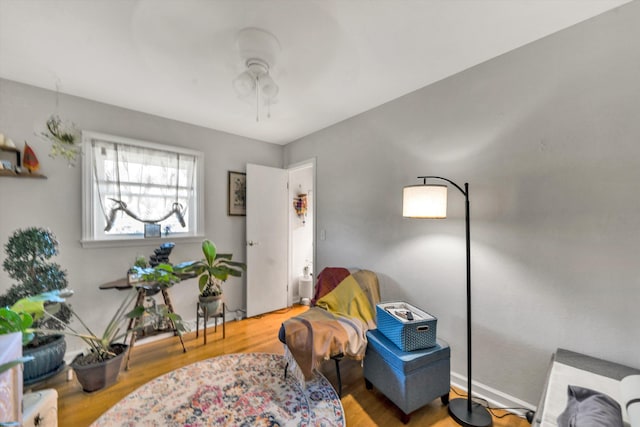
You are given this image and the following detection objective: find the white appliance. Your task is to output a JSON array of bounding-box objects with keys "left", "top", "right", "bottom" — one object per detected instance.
[{"left": 299, "top": 276, "right": 313, "bottom": 305}]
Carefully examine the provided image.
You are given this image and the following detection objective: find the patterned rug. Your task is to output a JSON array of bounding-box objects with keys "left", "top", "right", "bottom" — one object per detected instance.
[{"left": 91, "top": 353, "right": 345, "bottom": 427}]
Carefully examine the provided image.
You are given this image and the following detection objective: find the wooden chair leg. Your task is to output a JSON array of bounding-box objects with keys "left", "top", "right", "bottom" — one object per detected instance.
[{"left": 334, "top": 357, "right": 342, "bottom": 398}]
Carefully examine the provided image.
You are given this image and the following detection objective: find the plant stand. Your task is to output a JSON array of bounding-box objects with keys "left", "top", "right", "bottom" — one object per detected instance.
[
  {"left": 125, "top": 285, "right": 186, "bottom": 370},
  {"left": 196, "top": 301, "right": 225, "bottom": 344}
]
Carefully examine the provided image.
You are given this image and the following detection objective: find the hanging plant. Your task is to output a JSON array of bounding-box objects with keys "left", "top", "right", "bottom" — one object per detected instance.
[{"left": 41, "top": 115, "right": 81, "bottom": 167}]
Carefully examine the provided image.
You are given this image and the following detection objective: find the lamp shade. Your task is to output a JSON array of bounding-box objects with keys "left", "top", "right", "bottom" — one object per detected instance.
[{"left": 402, "top": 184, "right": 448, "bottom": 218}]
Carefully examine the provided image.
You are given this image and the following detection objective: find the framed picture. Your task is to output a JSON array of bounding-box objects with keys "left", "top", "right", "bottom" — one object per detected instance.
[
  {"left": 228, "top": 171, "right": 246, "bottom": 216},
  {"left": 144, "top": 223, "right": 161, "bottom": 238}
]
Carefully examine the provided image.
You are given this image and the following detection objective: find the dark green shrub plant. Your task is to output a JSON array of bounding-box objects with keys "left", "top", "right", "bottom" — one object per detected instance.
[{"left": 0, "top": 227, "right": 71, "bottom": 345}]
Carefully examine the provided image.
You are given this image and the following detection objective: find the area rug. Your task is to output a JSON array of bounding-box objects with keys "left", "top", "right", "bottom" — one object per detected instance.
[{"left": 91, "top": 352, "right": 344, "bottom": 427}]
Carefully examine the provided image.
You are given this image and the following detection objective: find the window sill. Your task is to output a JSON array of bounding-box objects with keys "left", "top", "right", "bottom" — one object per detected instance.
[{"left": 80, "top": 235, "right": 206, "bottom": 249}]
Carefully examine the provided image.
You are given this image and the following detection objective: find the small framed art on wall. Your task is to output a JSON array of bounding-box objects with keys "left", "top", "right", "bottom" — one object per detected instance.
[{"left": 228, "top": 171, "right": 246, "bottom": 216}]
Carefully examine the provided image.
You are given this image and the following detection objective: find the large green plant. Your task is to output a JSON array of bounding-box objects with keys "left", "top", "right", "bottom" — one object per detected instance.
[
  {"left": 178, "top": 240, "right": 246, "bottom": 297},
  {"left": 0, "top": 306, "right": 34, "bottom": 345},
  {"left": 8, "top": 288, "right": 187, "bottom": 364},
  {"left": 133, "top": 263, "right": 181, "bottom": 288},
  {"left": 0, "top": 227, "right": 71, "bottom": 341}
]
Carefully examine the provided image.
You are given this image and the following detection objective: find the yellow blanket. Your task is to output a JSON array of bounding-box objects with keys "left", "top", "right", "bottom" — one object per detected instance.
[
  {"left": 283, "top": 270, "right": 379, "bottom": 380},
  {"left": 315, "top": 275, "right": 376, "bottom": 329}
]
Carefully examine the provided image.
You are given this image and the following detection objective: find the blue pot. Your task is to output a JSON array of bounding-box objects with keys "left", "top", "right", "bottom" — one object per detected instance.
[{"left": 23, "top": 334, "right": 66, "bottom": 385}]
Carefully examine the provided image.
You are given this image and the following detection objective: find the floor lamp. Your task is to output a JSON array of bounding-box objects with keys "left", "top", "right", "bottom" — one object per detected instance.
[{"left": 402, "top": 176, "right": 492, "bottom": 427}]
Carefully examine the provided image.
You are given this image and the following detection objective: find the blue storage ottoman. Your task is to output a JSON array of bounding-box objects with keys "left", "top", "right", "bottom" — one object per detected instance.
[{"left": 364, "top": 329, "right": 450, "bottom": 424}]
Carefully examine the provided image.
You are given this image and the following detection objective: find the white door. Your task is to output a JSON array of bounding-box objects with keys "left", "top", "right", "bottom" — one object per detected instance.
[{"left": 246, "top": 163, "right": 289, "bottom": 317}]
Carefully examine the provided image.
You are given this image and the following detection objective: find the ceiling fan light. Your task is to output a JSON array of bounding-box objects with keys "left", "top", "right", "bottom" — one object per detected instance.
[
  {"left": 233, "top": 28, "right": 281, "bottom": 120},
  {"left": 259, "top": 74, "right": 279, "bottom": 99},
  {"left": 233, "top": 71, "right": 255, "bottom": 96}
]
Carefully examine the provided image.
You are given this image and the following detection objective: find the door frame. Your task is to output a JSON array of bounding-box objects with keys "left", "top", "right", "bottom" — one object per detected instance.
[{"left": 286, "top": 157, "right": 316, "bottom": 306}]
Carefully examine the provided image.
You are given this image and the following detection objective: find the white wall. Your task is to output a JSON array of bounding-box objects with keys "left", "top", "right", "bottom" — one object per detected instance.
[
  {"left": 284, "top": 2, "right": 640, "bottom": 406},
  {"left": 0, "top": 78, "right": 283, "bottom": 353}
]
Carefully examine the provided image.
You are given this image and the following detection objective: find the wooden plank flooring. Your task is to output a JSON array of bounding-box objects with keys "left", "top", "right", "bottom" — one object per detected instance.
[{"left": 29, "top": 305, "right": 531, "bottom": 426}]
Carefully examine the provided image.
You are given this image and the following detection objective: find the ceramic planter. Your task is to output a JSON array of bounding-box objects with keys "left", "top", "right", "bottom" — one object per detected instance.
[
  {"left": 199, "top": 295, "right": 223, "bottom": 316},
  {"left": 71, "top": 343, "right": 128, "bottom": 392},
  {"left": 23, "top": 334, "right": 66, "bottom": 385}
]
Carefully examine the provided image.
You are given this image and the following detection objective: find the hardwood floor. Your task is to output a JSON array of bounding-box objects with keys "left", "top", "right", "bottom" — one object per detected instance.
[{"left": 30, "top": 305, "right": 531, "bottom": 426}]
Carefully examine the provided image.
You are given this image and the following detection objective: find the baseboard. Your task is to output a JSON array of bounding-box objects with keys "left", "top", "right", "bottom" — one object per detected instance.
[{"left": 450, "top": 371, "right": 537, "bottom": 419}]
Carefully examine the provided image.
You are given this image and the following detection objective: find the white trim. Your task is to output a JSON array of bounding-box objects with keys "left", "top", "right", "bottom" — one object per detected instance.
[
  {"left": 450, "top": 371, "right": 537, "bottom": 419},
  {"left": 80, "top": 234, "right": 205, "bottom": 249}
]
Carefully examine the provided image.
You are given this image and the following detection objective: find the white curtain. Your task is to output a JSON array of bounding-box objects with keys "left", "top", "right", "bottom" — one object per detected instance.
[{"left": 91, "top": 139, "right": 196, "bottom": 234}]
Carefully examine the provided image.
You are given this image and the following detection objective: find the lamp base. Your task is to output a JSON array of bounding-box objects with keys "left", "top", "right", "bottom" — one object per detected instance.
[{"left": 448, "top": 398, "right": 493, "bottom": 427}]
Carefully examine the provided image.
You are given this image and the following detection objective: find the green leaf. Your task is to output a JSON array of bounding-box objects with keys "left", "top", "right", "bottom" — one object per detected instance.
[
  {"left": 10, "top": 299, "right": 45, "bottom": 320},
  {"left": 155, "top": 263, "right": 174, "bottom": 272},
  {"left": 202, "top": 240, "right": 216, "bottom": 266},
  {"left": 198, "top": 275, "right": 208, "bottom": 293},
  {"left": 226, "top": 269, "right": 243, "bottom": 277},
  {"left": 0, "top": 308, "right": 35, "bottom": 345},
  {"left": 126, "top": 305, "right": 146, "bottom": 318},
  {"left": 0, "top": 356, "right": 35, "bottom": 374}
]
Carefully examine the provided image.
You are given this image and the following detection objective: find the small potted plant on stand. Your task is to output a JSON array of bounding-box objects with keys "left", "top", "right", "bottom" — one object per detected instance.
[
  {"left": 179, "top": 240, "right": 246, "bottom": 316},
  {"left": 0, "top": 227, "right": 71, "bottom": 385}
]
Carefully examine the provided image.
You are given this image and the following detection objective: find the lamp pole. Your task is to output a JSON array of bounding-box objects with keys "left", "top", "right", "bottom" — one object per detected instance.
[{"left": 414, "top": 176, "right": 491, "bottom": 427}]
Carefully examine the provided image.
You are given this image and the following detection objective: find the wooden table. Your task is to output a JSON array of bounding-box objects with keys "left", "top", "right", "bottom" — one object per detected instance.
[{"left": 99, "top": 277, "right": 188, "bottom": 369}]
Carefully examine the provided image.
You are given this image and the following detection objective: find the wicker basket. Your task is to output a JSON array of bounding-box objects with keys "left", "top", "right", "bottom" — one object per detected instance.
[{"left": 376, "top": 302, "right": 437, "bottom": 352}]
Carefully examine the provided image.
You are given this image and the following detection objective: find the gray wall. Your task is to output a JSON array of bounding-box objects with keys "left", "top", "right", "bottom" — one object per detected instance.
[
  {"left": 0, "top": 78, "right": 283, "bottom": 353},
  {"left": 285, "top": 3, "right": 640, "bottom": 405}
]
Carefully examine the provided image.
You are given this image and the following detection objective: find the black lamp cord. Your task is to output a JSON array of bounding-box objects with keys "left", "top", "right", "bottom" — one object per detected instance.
[{"left": 449, "top": 387, "right": 535, "bottom": 421}]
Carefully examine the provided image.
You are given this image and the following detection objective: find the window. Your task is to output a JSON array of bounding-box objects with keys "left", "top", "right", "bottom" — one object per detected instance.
[{"left": 82, "top": 132, "right": 204, "bottom": 246}]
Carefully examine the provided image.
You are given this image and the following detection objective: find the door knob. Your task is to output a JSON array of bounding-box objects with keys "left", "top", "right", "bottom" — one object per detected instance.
[{"left": 247, "top": 240, "right": 259, "bottom": 246}]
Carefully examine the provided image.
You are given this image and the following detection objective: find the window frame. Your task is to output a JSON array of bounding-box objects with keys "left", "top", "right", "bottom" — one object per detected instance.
[{"left": 81, "top": 131, "right": 205, "bottom": 248}]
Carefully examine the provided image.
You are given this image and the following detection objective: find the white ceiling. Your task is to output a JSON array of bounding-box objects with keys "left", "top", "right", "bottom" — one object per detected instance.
[{"left": 0, "top": 0, "right": 630, "bottom": 145}]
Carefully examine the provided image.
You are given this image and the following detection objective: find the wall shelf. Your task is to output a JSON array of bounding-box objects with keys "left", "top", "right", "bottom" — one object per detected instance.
[
  {"left": 0, "top": 169, "right": 47, "bottom": 179},
  {"left": 0, "top": 146, "right": 47, "bottom": 179}
]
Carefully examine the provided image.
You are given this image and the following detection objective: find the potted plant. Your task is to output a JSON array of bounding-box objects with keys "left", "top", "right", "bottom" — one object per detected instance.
[
  {"left": 132, "top": 262, "right": 182, "bottom": 335},
  {"left": 178, "top": 240, "right": 246, "bottom": 316},
  {"left": 0, "top": 306, "right": 35, "bottom": 345},
  {"left": 41, "top": 114, "right": 81, "bottom": 167},
  {"left": 0, "top": 227, "right": 71, "bottom": 384},
  {"left": 9, "top": 285, "right": 187, "bottom": 393}
]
